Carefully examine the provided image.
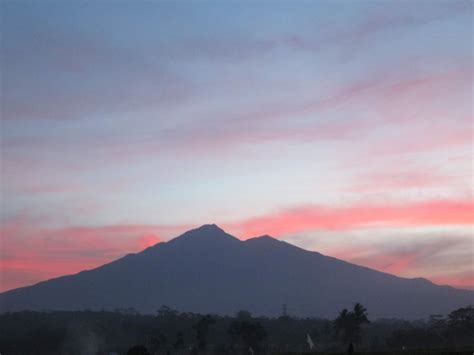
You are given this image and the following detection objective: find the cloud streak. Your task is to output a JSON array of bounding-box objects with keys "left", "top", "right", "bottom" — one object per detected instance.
[
  {"left": 284, "top": 226, "right": 473, "bottom": 289},
  {"left": 0, "top": 219, "right": 187, "bottom": 291},
  {"left": 228, "top": 199, "right": 474, "bottom": 238},
  {"left": 1, "top": 196, "right": 472, "bottom": 292}
]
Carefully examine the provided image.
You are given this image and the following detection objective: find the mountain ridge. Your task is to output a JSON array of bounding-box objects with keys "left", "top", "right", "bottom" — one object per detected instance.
[{"left": 0, "top": 224, "right": 472, "bottom": 318}]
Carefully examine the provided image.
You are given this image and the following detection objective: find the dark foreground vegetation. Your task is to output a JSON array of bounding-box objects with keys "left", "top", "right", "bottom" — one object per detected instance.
[{"left": 0, "top": 304, "right": 472, "bottom": 355}]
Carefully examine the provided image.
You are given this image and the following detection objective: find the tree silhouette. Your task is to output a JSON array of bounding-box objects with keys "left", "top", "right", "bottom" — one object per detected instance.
[
  {"left": 334, "top": 308, "right": 353, "bottom": 342},
  {"left": 228, "top": 320, "right": 267, "bottom": 353},
  {"left": 446, "top": 305, "right": 474, "bottom": 346},
  {"left": 149, "top": 331, "right": 168, "bottom": 353},
  {"left": 352, "top": 302, "right": 369, "bottom": 342},
  {"left": 2, "top": 306, "right": 473, "bottom": 353},
  {"left": 126, "top": 345, "right": 151, "bottom": 355},
  {"left": 193, "top": 314, "right": 215, "bottom": 351},
  {"left": 157, "top": 305, "right": 179, "bottom": 319},
  {"left": 173, "top": 331, "right": 185, "bottom": 350},
  {"left": 447, "top": 305, "right": 473, "bottom": 329},
  {"left": 235, "top": 310, "right": 252, "bottom": 320},
  {"left": 334, "top": 303, "right": 369, "bottom": 344}
]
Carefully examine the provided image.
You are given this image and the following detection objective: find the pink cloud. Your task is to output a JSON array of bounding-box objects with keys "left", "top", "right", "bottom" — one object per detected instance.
[
  {"left": 367, "top": 127, "right": 473, "bottom": 157},
  {"left": 1, "top": 198, "right": 472, "bottom": 292},
  {"left": 431, "top": 272, "right": 474, "bottom": 290},
  {"left": 227, "top": 199, "right": 474, "bottom": 238},
  {"left": 132, "top": 67, "right": 471, "bottom": 161},
  {"left": 118, "top": 67, "right": 473, "bottom": 157},
  {"left": 3, "top": 64, "right": 471, "bottom": 183},
  {"left": 348, "top": 169, "right": 451, "bottom": 192},
  {"left": 0, "top": 220, "right": 193, "bottom": 292},
  {"left": 2, "top": 198, "right": 472, "bottom": 292},
  {"left": 300, "top": 233, "right": 473, "bottom": 289},
  {"left": 336, "top": 250, "right": 473, "bottom": 290}
]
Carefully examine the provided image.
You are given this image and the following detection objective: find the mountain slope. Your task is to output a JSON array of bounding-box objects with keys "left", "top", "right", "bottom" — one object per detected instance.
[{"left": 0, "top": 224, "right": 472, "bottom": 318}]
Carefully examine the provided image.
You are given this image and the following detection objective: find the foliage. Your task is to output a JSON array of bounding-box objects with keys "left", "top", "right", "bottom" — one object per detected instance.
[
  {"left": 334, "top": 302, "right": 369, "bottom": 344},
  {"left": 193, "top": 315, "right": 216, "bottom": 351},
  {"left": 0, "top": 305, "right": 472, "bottom": 354},
  {"left": 127, "top": 345, "right": 151, "bottom": 355},
  {"left": 228, "top": 320, "right": 267, "bottom": 353}
]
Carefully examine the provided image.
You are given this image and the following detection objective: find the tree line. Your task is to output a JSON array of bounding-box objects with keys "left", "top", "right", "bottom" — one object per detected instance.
[{"left": 0, "top": 304, "right": 472, "bottom": 354}]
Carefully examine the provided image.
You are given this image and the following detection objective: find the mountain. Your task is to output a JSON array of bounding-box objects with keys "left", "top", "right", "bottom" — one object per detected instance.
[{"left": 0, "top": 224, "right": 472, "bottom": 318}]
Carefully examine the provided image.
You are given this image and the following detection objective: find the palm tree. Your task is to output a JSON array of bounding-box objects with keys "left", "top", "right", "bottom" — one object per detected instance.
[
  {"left": 353, "top": 303, "right": 369, "bottom": 324},
  {"left": 334, "top": 303, "right": 369, "bottom": 344},
  {"left": 352, "top": 302, "right": 369, "bottom": 343},
  {"left": 334, "top": 308, "right": 354, "bottom": 342}
]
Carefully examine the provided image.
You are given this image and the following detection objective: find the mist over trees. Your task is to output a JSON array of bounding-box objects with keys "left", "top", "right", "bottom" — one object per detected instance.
[{"left": 0, "top": 305, "right": 473, "bottom": 354}]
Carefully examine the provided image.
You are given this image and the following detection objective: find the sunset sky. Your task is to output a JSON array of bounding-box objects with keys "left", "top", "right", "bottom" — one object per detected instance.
[{"left": 1, "top": 0, "right": 473, "bottom": 292}]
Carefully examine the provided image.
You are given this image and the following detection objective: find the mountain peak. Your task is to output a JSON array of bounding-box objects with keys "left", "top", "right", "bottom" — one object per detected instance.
[
  {"left": 245, "top": 234, "right": 280, "bottom": 243},
  {"left": 196, "top": 223, "right": 224, "bottom": 232},
  {"left": 257, "top": 234, "right": 275, "bottom": 240},
  {"left": 1, "top": 223, "right": 473, "bottom": 318},
  {"left": 169, "top": 224, "right": 240, "bottom": 245}
]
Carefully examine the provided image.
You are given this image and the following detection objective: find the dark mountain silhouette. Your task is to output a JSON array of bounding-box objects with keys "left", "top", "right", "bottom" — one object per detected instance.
[{"left": 0, "top": 224, "right": 472, "bottom": 318}]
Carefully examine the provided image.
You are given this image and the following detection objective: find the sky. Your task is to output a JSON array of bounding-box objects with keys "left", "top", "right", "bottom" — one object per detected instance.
[{"left": 0, "top": 0, "right": 472, "bottom": 292}]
